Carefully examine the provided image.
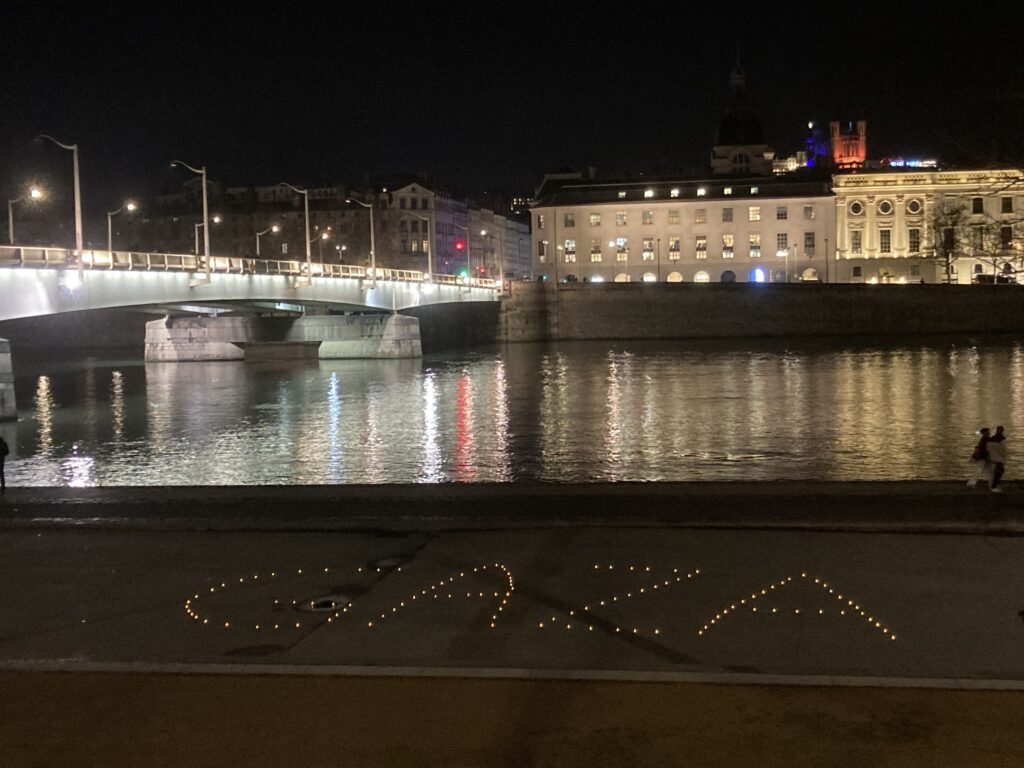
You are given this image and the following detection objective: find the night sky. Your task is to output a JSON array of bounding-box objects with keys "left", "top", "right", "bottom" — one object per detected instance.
[{"left": 2, "top": 1, "right": 1022, "bottom": 211}]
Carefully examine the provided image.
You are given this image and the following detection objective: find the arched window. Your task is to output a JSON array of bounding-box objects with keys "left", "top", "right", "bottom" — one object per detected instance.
[
  {"left": 666, "top": 271, "right": 683, "bottom": 282},
  {"left": 721, "top": 270, "right": 736, "bottom": 283},
  {"left": 614, "top": 273, "right": 630, "bottom": 282},
  {"left": 642, "top": 272, "right": 657, "bottom": 282},
  {"left": 801, "top": 268, "right": 820, "bottom": 282},
  {"left": 749, "top": 268, "right": 766, "bottom": 283},
  {"left": 694, "top": 271, "right": 710, "bottom": 283}
]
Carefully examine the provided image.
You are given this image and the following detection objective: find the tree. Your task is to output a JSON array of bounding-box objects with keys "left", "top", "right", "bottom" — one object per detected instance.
[{"left": 926, "top": 196, "right": 1024, "bottom": 284}]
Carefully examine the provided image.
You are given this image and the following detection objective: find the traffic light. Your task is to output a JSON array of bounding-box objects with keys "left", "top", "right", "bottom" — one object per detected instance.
[{"left": 455, "top": 239, "right": 465, "bottom": 251}]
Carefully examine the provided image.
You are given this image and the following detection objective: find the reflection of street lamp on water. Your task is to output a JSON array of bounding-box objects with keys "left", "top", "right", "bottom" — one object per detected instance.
[
  {"left": 107, "top": 201, "right": 137, "bottom": 252},
  {"left": 7, "top": 186, "right": 43, "bottom": 245}
]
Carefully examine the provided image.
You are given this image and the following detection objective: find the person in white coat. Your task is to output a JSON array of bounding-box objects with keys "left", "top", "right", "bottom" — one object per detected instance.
[{"left": 967, "top": 428, "right": 991, "bottom": 488}]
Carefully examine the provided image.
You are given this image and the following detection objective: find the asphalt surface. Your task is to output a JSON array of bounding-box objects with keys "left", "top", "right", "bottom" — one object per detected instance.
[{"left": 1, "top": 481, "right": 1023, "bottom": 766}]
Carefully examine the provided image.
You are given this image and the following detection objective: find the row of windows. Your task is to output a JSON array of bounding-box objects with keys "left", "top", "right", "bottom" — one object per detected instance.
[
  {"left": 542, "top": 233, "right": 817, "bottom": 262},
  {"left": 848, "top": 225, "right": 1016, "bottom": 254},
  {"left": 540, "top": 205, "right": 816, "bottom": 229},
  {"left": 397, "top": 197, "right": 432, "bottom": 210},
  {"left": 847, "top": 196, "right": 1016, "bottom": 217}
]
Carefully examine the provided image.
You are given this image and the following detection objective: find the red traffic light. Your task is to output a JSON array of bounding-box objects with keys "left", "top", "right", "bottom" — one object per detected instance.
[{"left": 455, "top": 240, "right": 465, "bottom": 251}]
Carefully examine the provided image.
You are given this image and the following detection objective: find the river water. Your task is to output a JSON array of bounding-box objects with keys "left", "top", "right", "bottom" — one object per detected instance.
[{"left": 1, "top": 337, "right": 1022, "bottom": 486}]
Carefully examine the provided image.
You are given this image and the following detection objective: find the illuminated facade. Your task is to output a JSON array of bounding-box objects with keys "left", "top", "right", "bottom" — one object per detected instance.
[
  {"left": 531, "top": 175, "right": 836, "bottom": 283},
  {"left": 833, "top": 169, "right": 1024, "bottom": 284}
]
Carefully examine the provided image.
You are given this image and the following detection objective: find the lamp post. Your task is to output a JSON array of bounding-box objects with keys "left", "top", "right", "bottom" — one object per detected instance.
[
  {"left": 346, "top": 196, "right": 376, "bottom": 284},
  {"left": 256, "top": 224, "right": 279, "bottom": 257},
  {"left": 412, "top": 212, "right": 433, "bottom": 280},
  {"left": 194, "top": 215, "right": 221, "bottom": 256},
  {"left": 279, "top": 183, "right": 311, "bottom": 276},
  {"left": 311, "top": 229, "right": 330, "bottom": 261},
  {"left": 7, "top": 186, "right": 43, "bottom": 245},
  {"left": 171, "top": 160, "right": 210, "bottom": 279},
  {"left": 107, "top": 201, "right": 137, "bottom": 253},
  {"left": 37, "top": 135, "right": 82, "bottom": 273}
]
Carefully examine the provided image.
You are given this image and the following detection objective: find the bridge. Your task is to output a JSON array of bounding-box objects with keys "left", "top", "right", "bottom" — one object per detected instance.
[
  {"left": 0, "top": 245, "right": 499, "bottom": 322},
  {"left": 0, "top": 246, "right": 502, "bottom": 419}
]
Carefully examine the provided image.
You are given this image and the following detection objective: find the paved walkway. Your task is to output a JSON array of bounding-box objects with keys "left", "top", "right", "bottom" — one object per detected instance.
[{"left": 1, "top": 482, "right": 1023, "bottom": 765}]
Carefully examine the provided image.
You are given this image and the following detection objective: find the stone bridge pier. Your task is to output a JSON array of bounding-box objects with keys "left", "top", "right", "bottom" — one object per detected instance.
[
  {"left": 0, "top": 339, "right": 14, "bottom": 420},
  {"left": 144, "top": 313, "right": 422, "bottom": 362}
]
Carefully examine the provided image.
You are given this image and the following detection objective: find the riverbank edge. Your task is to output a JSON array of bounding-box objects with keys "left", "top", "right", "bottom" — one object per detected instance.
[{"left": 0, "top": 481, "right": 1021, "bottom": 534}]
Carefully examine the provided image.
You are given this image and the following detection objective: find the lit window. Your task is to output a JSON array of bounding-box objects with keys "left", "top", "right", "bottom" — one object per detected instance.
[
  {"left": 748, "top": 206, "right": 761, "bottom": 222},
  {"left": 695, "top": 235, "right": 707, "bottom": 259},
  {"left": 668, "top": 236, "right": 681, "bottom": 260},
  {"left": 615, "top": 237, "right": 628, "bottom": 261},
  {"left": 670, "top": 188, "right": 680, "bottom": 198},
  {"left": 695, "top": 209, "right": 707, "bottom": 224},
  {"left": 879, "top": 229, "right": 891, "bottom": 253},
  {"left": 722, "top": 234, "right": 734, "bottom": 259},
  {"left": 668, "top": 210, "right": 680, "bottom": 224},
  {"left": 618, "top": 191, "right": 627, "bottom": 199},
  {"left": 538, "top": 240, "right": 547, "bottom": 262},
  {"left": 537, "top": 214, "right": 545, "bottom": 230},
  {"left": 697, "top": 187, "right": 707, "bottom": 197},
  {"left": 642, "top": 238, "right": 655, "bottom": 260},
  {"left": 724, "top": 187, "right": 733, "bottom": 196},
  {"left": 694, "top": 270, "right": 710, "bottom": 283},
  {"left": 644, "top": 189, "right": 654, "bottom": 199},
  {"left": 564, "top": 239, "right": 577, "bottom": 262},
  {"left": 590, "top": 240, "right": 602, "bottom": 262},
  {"left": 908, "top": 228, "right": 921, "bottom": 253},
  {"left": 589, "top": 212, "right": 601, "bottom": 226},
  {"left": 616, "top": 211, "right": 627, "bottom": 226},
  {"left": 776, "top": 233, "right": 788, "bottom": 255},
  {"left": 749, "top": 234, "right": 761, "bottom": 258},
  {"left": 750, "top": 186, "right": 759, "bottom": 195},
  {"left": 642, "top": 210, "right": 654, "bottom": 225}
]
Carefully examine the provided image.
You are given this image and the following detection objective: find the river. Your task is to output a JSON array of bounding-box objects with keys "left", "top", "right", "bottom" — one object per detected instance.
[{"left": 1, "top": 337, "right": 1021, "bottom": 486}]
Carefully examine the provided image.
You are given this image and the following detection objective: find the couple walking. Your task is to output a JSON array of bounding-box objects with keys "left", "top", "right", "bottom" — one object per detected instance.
[{"left": 968, "top": 426, "right": 1008, "bottom": 492}]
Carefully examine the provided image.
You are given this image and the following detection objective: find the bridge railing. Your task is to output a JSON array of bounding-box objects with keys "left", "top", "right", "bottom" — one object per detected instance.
[{"left": 0, "top": 245, "right": 499, "bottom": 290}]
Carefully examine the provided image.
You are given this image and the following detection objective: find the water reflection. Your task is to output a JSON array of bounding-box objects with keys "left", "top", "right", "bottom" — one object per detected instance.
[{"left": 6, "top": 339, "right": 1024, "bottom": 485}]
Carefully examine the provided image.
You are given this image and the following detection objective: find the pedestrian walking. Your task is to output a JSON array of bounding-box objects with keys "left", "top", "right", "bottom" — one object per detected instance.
[
  {"left": 0, "top": 434, "right": 8, "bottom": 495},
  {"left": 987, "top": 425, "right": 1008, "bottom": 493},
  {"left": 967, "top": 427, "right": 991, "bottom": 488}
]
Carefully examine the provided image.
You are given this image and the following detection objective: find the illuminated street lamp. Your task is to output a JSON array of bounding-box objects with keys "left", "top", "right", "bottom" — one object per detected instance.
[
  {"left": 194, "top": 215, "right": 221, "bottom": 256},
  {"left": 36, "top": 135, "right": 83, "bottom": 271},
  {"left": 107, "top": 201, "right": 137, "bottom": 252},
  {"left": 171, "top": 160, "right": 210, "bottom": 280},
  {"left": 345, "top": 196, "right": 376, "bottom": 284},
  {"left": 411, "top": 212, "right": 433, "bottom": 280},
  {"left": 278, "top": 183, "right": 311, "bottom": 276},
  {"left": 256, "top": 224, "right": 279, "bottom": 257},
  {"left": 7, "top": 186, "right": 43, "bottom": 245},
  {"left": 310, "top": 228, "right": 331, "bottom": 261}
]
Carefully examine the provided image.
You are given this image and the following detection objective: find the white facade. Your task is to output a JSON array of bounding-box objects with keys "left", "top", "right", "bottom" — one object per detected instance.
[
  {"left": 531, "top": 176, "right": 836, "bottom": 283},
  {"left": 833, "top": 169, "right": 1024, "bottom": 284}
]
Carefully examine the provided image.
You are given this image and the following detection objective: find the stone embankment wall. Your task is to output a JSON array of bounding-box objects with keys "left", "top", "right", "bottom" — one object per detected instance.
[{"left": 498, "top": 282, "right": 1024, "bottom": 342}]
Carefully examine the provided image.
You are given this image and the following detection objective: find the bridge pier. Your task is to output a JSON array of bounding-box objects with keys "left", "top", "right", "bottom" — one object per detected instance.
[
  {"left": 0, "top": 339, "right": 15, "bottom": 421},
  {"left": 145, "top": 314, "right": 422, "bottom": 362}
]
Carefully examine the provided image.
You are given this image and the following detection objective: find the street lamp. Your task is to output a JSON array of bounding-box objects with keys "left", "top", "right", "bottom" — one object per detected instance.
[
  {"left": 279, "top": 183, "right": 311, "bottom": 275},
  {"left": 345, "top": 196, "right": 376, "bottom": 284},
  {"left": 411, "top": 212, "right": 433, "bottom": 280},
  {"left": 7, "top": 186, "right": 43, "bottom": 245},
  {"left": 36, "top": 135, "right": 83, "bottom": 271},
  {"left": 311, "top": 228, "right": 330, "bottom": 261},
  {"left": 256, "top": 224, "right": 279, "bottom": 257},
  {"left": 171, "top": 160, "right": 210, "bottom": 280},
  {"left": 107, "top": 201, "right": 137, "bottom": 252},
  {"left": 194, "top": 215, "right": 221, "bottom": 256}
]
